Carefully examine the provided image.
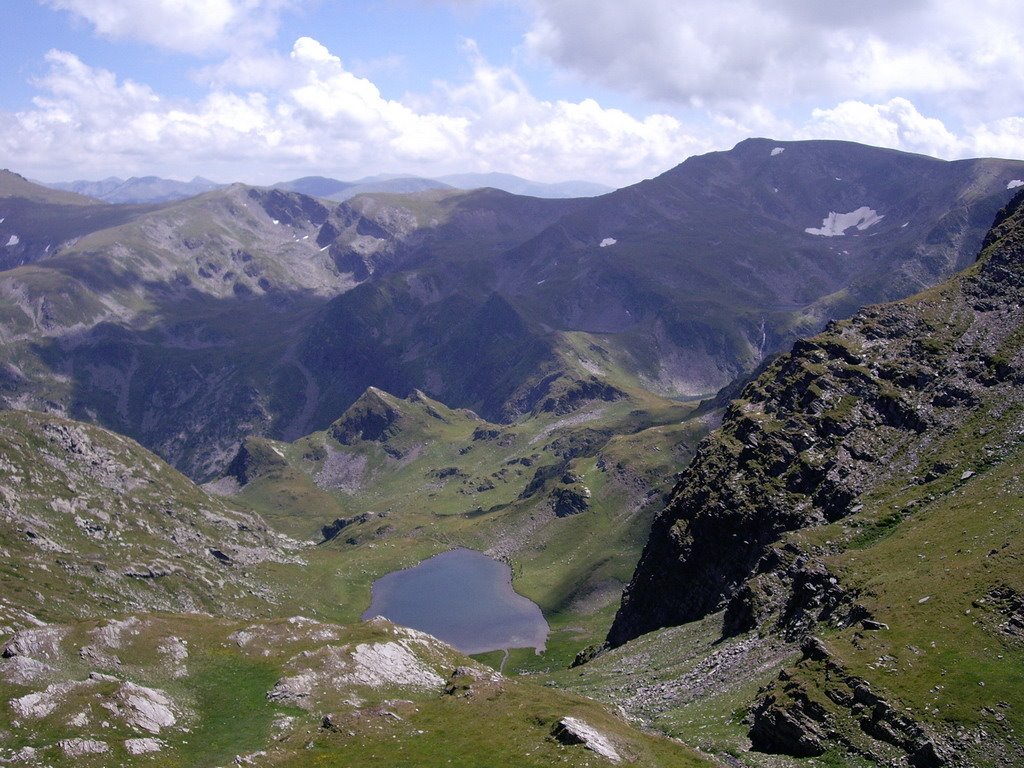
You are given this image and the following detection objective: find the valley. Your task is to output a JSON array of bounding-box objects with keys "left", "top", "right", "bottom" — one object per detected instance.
[{"left": 2, "top": 139, "right": 1024, "bottom": 766}]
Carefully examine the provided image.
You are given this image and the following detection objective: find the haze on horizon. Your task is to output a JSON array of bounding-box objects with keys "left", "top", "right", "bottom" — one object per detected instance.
[{"left": 2, "top": 0, "right": 1023, "bottom": 188}]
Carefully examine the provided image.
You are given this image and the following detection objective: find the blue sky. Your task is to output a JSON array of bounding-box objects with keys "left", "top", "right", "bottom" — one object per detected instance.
[{"left": 2, "top": 1, "right": 1023, "bottom": 187}]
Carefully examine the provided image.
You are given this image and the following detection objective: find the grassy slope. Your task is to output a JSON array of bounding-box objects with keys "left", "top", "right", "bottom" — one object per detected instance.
[
  {"left": 0, "top": 614, "right": 712, "bottom": 768},
  {"left": 0, "top": 410, "right": 298, "bottom": 625}
]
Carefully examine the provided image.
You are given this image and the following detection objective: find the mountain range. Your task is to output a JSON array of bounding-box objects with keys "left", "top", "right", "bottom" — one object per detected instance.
[
  {"left": 3, "top": 138, "right": 1024, "bottom": 766},
  {"left": 42, "top": 172, "right": 613, "bottom": 206},
  {"left": 4, "top": 139, "right": 1023, "bottom": 483}
]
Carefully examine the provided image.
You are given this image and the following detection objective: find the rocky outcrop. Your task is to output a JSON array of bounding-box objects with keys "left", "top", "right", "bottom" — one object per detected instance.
[
  {"left": 0, "top": 411, "right": 299, "bottom": 622},
  {"left": 722, "top": 545, "right": 870, "bottom": 640},
  {"left": 320, "top": 512, "right": 376, "bottom": 543},
  {"left": 750, "top": 638, "right": 947, "bottom": 767},
  {"left": 265, "top": 621, "right": 457, "bottom": 710},
  {"left": 329, "top": 388, "right": 403, "bottom": 445},
  {"left": 2, "top": 626, "right": 67, "bottom": 662},
  {"left": 603, "top": 191, "right": 1024, "bottom": 763},
  {"left": 248, "top": 187, "right": 329, "bottom": 229},
  {"left": 58, "top": 738, "right": 109, "bottom": 756},
  {"left": 224, "top": 438, "right": 288, "bottom": 486},
  {"left": 537, "top": 377, "right": 625, "bottom": 415},
  {"left": 551, "top": 485, "right": 591, "bottom": 517},
  {"left": 443, "top": 665, "right": 501, "bottom": 698}
]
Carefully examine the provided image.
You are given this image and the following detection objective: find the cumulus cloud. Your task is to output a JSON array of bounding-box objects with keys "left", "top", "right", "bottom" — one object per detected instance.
[
  {"left": 8, "top": 1, "right": 1022, "bottom": 188},
  {"left": 800, "top": 98, "right": 962, "bottom": 158},
  {"left": 41, "top": 0, "right": 292, "bottom": 54},
  {"left": 971, "top": 117, "right": 1024, "bottom": 160},
  {"left": 791, "top": 97, "right": 1024, "bottom": 161},
  {"left": 1, "top": 38, "right": 703, "bottom": 186},
  {"left": 522, "top": 0, "right": 1024, "bottom": 120}
]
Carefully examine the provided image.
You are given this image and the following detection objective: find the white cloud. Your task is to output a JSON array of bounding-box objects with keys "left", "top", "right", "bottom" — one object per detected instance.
[
  {"left": 41, "top": 0, "right": 293, "bottom": 54},
  {"left": 970, "top": 117, "right": 1024, "bottom": 160},
  {"left": 793, "top": 97, "right": 1024, "bottom": 161},
  {"left": 522, "top": 0, "right": 1024, "bottom": 121},
  {"left": 801, "top": 98, "right": 962, "bottom": 158},
  {"left": 9, "top": 1, "right": 1023, "bottom": 189},
  {"left": 0, "top": 39, "right": 702, "bottom": 186}
]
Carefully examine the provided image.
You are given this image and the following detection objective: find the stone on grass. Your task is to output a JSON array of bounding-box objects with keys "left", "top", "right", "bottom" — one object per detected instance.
[{"left": 552, "top": 717, "right": 621, "bottom": 763}]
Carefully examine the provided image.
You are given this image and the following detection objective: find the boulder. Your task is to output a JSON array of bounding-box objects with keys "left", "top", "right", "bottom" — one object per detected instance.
[{"left": 551, "top": 717, "right": 621, "bottom": 763}]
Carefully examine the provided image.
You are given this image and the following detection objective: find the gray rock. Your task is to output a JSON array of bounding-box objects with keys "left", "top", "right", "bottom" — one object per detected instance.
[
  {"left": 118, "top": 682, "right": 177, "bottom": 733},
  {"left": 124, "top": 737, "right": 163, "bottom": 755},
  {"left": 1, "top": 654, "right": 55, "bottom": 684},
  {"left": 2, "top": 626, "right": 66, "bottom": 661},
  {"left": 58, "top": 738, "right": 109, "bottom": 756},
  {"left": 551, "top": 717, "right": 622, "bottom": 763}
]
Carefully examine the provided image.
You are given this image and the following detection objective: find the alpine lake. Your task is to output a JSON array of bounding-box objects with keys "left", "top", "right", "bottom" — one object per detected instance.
[{"left": 362, "top": 548, "right": 549, "bottom": 655}]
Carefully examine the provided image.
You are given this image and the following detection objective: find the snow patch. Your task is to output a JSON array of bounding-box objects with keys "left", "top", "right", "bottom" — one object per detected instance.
[
  {"left": 599, "top": 238, "right": 617, "bottom": 247},
  {"left": 5, "top": 234, "right": 20, "bottom": 247},
  {"left": 805, "top": 207, "right": 883, "bottom": 237},
  {"left": 771, "top": 147, "right": 785, "bottom": 156},
  {"left": 1008, "top": 179, "right": 1024, "bottom": 190}
]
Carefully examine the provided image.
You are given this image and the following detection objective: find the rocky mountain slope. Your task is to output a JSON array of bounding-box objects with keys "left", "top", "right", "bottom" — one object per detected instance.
[
  {"left": 500, "top": 138, "right": 1024, "bottom": 395},
  {"left": 0, "top": 178, "right": 584, "bottom": 478},
  {"left": 3, "top": 140, "right": 1023, "bottom": 486},
  {"left": 0, "top": 410, "right": 300, "bottom": 628},
  {"left": 0, "top": 409, "right": 710, "bottom": 767},
  {"left": 6, "top": 145, "right": 1024, "bottom": 767},
  {"left": 1, "top": 611, "right": 708, "bottom": 767},
  {"left": 0, "top": 405, "right": 712, "bottom": 765},
  {"left": 596, "top": 190, "right": 1024, "bottom": 765}
]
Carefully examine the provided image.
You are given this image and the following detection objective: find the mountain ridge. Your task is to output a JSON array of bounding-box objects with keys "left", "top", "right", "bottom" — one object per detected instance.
[{"left": 3, "top": 139, "right": 1023, "bottom": 483}]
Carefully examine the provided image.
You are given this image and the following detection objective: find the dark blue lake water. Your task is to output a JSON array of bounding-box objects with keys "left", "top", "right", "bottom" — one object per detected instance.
[{"left": 362, "top": 548, "right": 549, "bottom": 654}]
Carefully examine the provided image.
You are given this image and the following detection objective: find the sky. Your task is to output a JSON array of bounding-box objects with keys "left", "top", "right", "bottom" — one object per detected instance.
[{"left": 1, "top": 0, "right": 1023, "bottom": 188}]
